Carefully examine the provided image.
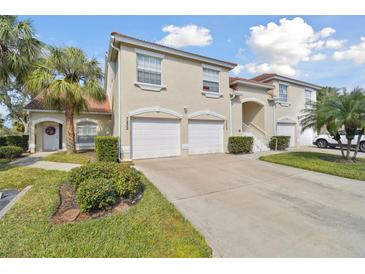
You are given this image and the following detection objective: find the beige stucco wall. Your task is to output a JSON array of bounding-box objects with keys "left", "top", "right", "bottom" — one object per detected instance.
[
  {"left": 29, "top": 111, "right": 112, "bottom": 152},
  {"left": 231, "top": 85, "right": 274, "bottom": 138},
  {"left": 271, "top": 80, "right": 316, "bottom": 146},
  {"left": 118, "top": 44, "right": 232, "bottom": 159}
]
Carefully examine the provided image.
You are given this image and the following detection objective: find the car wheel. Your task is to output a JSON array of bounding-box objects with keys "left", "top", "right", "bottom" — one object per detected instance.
[
  {"left": 316, "top": 139, "right": 328, "bottom": 148},
  {"left": 360, "top": 142, "right": 365, "bottom": 152}
]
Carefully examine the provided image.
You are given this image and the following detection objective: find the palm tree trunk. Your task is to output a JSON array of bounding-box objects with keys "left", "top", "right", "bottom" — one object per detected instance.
[
  {"left": 346, "top": 139, "right": 352, "bottom": 160},
  {"left": 65, "top": 102, "right": 76, "bottom": 153},
  {"left": 352, "top": 132, "right": 364, "bottom": 161},
  {"left": 337, "top": 140, "right": 346, "bottom": 159}
]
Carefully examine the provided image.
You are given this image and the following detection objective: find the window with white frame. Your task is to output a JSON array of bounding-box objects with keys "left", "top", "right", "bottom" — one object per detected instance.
[
  {"left": 203, "top": 67, "right": 219, "bottom": 93},
  {"left": 77, "top": 121, "right": 97, "bottom": 144},
  {"left": 279, "top": 84, "right": 288, "bottom": 102},
  {"left": 305, "top": 89, "right": 312, "bottom": 105},
  {"left": 137, "top": 53, "right": 162, "bottom": 85}
]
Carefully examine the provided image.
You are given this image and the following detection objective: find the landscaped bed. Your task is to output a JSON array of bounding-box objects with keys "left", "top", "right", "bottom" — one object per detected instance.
[
  {"left": 43, "top": 151, "right": 96, "bottom": 164},
  {"left": 0, "top": 165, "right": 211, "bottom": 257},
  {"left": 260, "top": 151, "right": 365, "bottom": 181}
]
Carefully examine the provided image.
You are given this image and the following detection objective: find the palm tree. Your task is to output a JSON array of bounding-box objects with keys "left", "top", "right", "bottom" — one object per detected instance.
[
  {"left": 300, "top": 88, "right": 365, "bottom": 161},
  {"left": 0, "top": 16, "right": 42, "bottom": 88},
  {"left": 25, "top": 47, "right": 105, "bottom": 152}
]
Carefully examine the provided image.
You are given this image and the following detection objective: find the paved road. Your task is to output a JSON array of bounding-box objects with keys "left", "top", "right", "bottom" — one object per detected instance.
[{"left": 135, "top": 153, "right": 365, "bottom": 257}]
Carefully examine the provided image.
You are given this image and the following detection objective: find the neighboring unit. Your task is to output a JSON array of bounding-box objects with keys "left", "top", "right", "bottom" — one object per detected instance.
[{"left": 26, "top": 32, "right": 322, "bottom": 159}]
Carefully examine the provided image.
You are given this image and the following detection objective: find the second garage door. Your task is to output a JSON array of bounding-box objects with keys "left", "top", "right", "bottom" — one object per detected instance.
[
  {"left": 277, "top": 123, "right": 296, "bottom": 147},
  {"left": 131, "top": 118, "right": 180, "bottom": 159},
  {"left": 188, "top": 120, "right": 224, "bottom": 155}
]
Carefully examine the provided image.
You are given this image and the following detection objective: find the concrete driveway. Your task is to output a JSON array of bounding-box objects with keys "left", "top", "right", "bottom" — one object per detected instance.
[{"left": 135, "top": 153, "right": 365, "bottom": 257}]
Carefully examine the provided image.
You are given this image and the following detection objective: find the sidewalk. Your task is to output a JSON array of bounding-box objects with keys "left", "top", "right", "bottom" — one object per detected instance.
[{"left": 10, "top": 152, "right": 80, "bottom": 171}]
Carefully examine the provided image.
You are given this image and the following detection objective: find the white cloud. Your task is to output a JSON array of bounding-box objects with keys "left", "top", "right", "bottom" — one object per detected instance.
[
  {"left": 333, "top": 37, "right": 365, "bottom": 64},
  {"left": 248, "top": 17, "right": 335, "bottom": 65},
  {"left": 157, "top": 24, "right": 212, "bottom": 48},
  {"left": 325, "top": 39, "right": 346, "bottom": 49},
  {"left": 232, "top": 65, "right": 244, "bottom": 75},
  {"left": 316, "top": 27, "right": 336, "bottom": 38},
  {"left": 243, "top": 63, "right": 298, "bottom": 77},
  {"left": 310, "top": 53, "right": 326, "bottom": 61},
  {"left": 241, "top": 17, "right": 344, "bottom": 77}
]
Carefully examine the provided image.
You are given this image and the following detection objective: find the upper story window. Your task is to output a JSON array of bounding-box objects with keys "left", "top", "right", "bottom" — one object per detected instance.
[
  {"left": 77, "top": 121, "right": 97, "bottom": 144},
  {"left": 137, "top": 53, "right": 162, "bottom": 86},
  {"left": 203, "top": 67, "right": 220, "bottom": 93},
  {"left": 305, "top": 89, "right": 312, "bottom": 105},
  {"left": 278, "top": 83, "right": 288, "bottom": 102}
]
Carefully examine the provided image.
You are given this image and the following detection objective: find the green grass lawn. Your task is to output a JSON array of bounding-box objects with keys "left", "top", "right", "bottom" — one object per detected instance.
[
  {"left": 43, "top": 151, "right": 95, "bottom": 165},
  {"left": 260, "top": 151, "right": 365, "bottom": 181},
  {"left": 0, "top": 165, "right": 211, "bottom": 257}
]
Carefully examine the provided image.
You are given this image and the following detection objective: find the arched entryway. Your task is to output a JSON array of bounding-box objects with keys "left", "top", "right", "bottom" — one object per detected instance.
[
  {"left": 241, "top": 98, "right": 266, "bottom": 137},
  {"left": 29, "top": 117, "right": 65, "bottom": 153}
]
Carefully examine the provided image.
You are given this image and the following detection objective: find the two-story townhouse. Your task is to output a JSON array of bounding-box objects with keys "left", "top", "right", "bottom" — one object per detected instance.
[
  {"left": 26, "top": 32, "right": 321, "bottom": 160},
  {"left": 105, "top": 32, "right": 237, "bottom": 160}
]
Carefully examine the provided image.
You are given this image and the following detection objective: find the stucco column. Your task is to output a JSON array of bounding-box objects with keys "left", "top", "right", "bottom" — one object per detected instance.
[{"left": 29, "top": 123, "right": 36, "bottom": 153}]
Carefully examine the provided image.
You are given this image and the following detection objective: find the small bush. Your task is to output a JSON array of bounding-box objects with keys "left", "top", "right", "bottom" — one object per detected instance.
[
  {"left": 95, "top": 136, "right": 119, "bottom": 162},
  {"left": 76, "top": 178, "right": 117, "bottom": 212},
  {"left": 269, "top": 136, "right": 291, "bottom": 150},
  {"left": 228, "top": 136, "right": 254, "bottom": 154},
  {"left": 6, "top": 136, "right": 23, "bottom": 148},
  {"left": 0, "top": 136, "right": 6, "bottom": 147},
  {"left": 0, "top": 146, "right": 23, "bottom": 159},
  {"left": 114, "top": 167, "right": 144, "bottom": 199},
  {"left": 68, "top": 162, "right": 121, "bottom": 189}
]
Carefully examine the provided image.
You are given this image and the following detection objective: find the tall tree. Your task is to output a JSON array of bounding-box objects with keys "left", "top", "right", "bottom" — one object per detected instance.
[
  {"left": 25, "top": 47, "right": 105, "bottom": 152},
  {"left": 0, "top": 15, "right": 43, "bottom": 133}
]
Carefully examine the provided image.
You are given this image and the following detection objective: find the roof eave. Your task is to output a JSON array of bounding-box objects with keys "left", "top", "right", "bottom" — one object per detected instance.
[
  {"left": 111, "top": 32, "right": 237, "bottom": 70},
  {"left": 262, "top": 75, "right": 322, "bottom": 90},
  {"left": 230, "top": 80, "right": 274, "bottom": 90}
]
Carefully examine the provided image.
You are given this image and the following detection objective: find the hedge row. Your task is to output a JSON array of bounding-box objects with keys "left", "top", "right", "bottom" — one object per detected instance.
[
  {"left": 0, "top": 135, "right": 28, "bottom": 151},
  {"left": 228, "top": 136, "right": 254, "bottom": 154},
  {"left": 268, "top": 136, "right": 291, "bottom": 150},
  {"left": 0, "top": 146, "right": 23, "bottom": 159},
  {"left": 94, "top": 136, "right": 119, "bottom": 162}
]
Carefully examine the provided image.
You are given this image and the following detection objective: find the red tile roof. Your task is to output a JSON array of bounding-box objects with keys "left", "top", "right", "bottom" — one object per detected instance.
[
  {"left": 25, "top": 93, "right": 111, "bottom": 113},
  {"left": 229, "top": 77, "right": 274, "bottom": 88},
  {"left": 250, "top": 73, "right": 276, "bottom": 82}
]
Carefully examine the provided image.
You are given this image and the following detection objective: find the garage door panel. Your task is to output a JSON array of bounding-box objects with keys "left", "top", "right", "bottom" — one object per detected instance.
[
  {"left": 189, "top": 120, "right": 224, "bottom": 155},
  {"left": 300, "top": 127, "right": 314, "bottom": 146},
  {"left": 277, "top": 123, "right": 296, "bottom": 147},
  {"left": 132, "top": 118, "right": 180, "bottom": 159}
]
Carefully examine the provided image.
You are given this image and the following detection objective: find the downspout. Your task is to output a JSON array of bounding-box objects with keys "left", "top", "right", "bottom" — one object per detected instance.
[
  {"left": 110, "top": 37, "right": 122, "bottom": 160},
  {"left": 229, "top": 90, "right": 237, "bottom": 136}
]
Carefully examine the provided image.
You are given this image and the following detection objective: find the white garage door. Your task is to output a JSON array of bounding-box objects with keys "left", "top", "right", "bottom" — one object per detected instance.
[
  {"left": 300, "top": 127, "right": 314, "bottom": 146},
  {"left": 188, "top": 120, "right": 224, "bottom": 155},
  {"left": 131, "top": 118, "right": 180, "bottom": 159},
  {"left": 277, "top": 123, "right": 296, "bottom": 147}
]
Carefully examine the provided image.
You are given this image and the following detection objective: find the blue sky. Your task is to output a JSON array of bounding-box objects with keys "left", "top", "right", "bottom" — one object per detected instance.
[{"left": 2, "top": 16, "right": 365, "bottom": 124}]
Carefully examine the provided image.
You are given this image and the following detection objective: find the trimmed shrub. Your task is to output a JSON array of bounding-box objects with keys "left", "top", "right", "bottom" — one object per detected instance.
[
  {"left": 76, "top": 178, "right": 117, "bottom": 212},
  {"left": 228, "top": 136, "right": 254, "bottom": 154},
  {"left": 0, "top": 146, "right": 23, "bottom": 159},
  {"left": 0, "top": 136, "right": 6, "bottom": 147},
  {"left": 68, "top": 162, "right": 121, "bottom": 189},
  {"left": 269, "top": 136, "right": 291, "bottom": 150},
  {"left": 94, "top": 136, "right": 119, "bottom": 162},
  {"left": 114, "top": 167, "right": 144, "bottom": 199},
  {"left": 6, "top": 135, "right": 23, "bottom": 148}
]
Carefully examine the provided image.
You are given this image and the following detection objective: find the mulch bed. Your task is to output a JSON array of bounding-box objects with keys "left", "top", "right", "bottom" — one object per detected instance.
[{"left": 52, "top": 184, "right": 133, "bottom": 224}]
